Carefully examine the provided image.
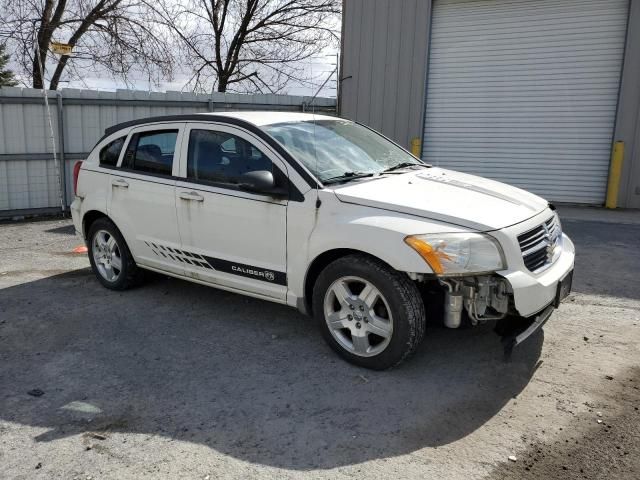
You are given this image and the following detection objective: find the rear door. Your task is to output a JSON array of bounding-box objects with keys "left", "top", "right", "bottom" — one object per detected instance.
[
  {"left": 174, "top": 122, "right": 288, "bottom": 300},
  {"left": 108, "top": 123, "right": 185, "bottom": 276}
]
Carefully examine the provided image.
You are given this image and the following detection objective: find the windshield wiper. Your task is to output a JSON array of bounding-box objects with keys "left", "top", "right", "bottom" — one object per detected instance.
[
  {"left": 322, "top": 171, "right": 376, "bottom": 184},
  {"left": 383, "top": 161, "right": 429, "bottom": 173},
  {"left": 323, "top": 162, "right": 428, "bottom": 184}
]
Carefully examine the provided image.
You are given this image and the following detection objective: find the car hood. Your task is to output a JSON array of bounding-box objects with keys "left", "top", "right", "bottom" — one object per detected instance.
[{"left": 331, "top": 167, "right": 549, "bottom": 231}]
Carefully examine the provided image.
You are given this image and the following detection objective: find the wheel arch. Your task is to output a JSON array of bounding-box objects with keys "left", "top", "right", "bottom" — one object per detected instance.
[
  {"left": 82, "top": 209, "right": 110, "bottom": 239},
  {"left": 302, "top": 248, "right": 396, "bottom": 315}
]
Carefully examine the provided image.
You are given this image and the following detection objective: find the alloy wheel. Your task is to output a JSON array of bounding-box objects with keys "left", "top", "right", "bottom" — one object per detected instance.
[
  {"left": 92, "top": 229, "right": 123, "bottom": 282},
  {"left": 323, "top": 276, "right": 394, "bottom": 357}
]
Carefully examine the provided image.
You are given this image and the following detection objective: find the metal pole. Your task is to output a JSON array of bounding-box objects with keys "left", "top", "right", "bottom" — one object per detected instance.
[
  {"left": 307, "top": 66, "right": 337, "bottom": 110},
  {"left": 34, "top": 37, "right": 65, "bottom": 213},
  {"left": 335, "top": 52, "right": 340, "bottom": 114},
  {"left": 56, "top": 92, "right": 67, "bottom": 212},
  {"left": 605, "top": 141, "right": 625, "bottom": 209}
]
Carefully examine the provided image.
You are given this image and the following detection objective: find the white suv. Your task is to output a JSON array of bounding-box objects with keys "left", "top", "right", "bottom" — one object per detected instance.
[{"left": 71, "top": 112, "right": 575, "bottom": 369}]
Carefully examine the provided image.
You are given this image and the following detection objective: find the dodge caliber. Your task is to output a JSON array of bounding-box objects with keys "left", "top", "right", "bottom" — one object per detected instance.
[{"left": 71, "top": 112, "right": 575, "bottom": 369}]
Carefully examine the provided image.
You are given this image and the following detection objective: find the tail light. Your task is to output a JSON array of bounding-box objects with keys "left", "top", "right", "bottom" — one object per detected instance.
[{"left": 73, "top": 161, "right": 83, "bottom": 195}]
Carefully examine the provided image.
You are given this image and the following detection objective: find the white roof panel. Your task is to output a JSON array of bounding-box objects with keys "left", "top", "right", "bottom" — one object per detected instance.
[{"left": 196, "top": 111, "right": 338, "bottom": 126}]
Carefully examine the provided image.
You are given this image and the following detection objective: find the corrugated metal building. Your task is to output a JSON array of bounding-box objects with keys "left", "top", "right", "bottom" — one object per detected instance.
[
  {"left": 0, "top": 88, "right": 335, "bottom": 216},
  {"left": 340, "top": 0, "right": 640, "bottom": 208}
]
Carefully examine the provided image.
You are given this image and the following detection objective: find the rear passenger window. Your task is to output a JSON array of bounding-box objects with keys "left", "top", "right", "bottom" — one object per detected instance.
[
  {"left": 99, "top": 137, "right": 125, "bottom": 167},
  {"left": 187, "top": 129, "right": 272, "bottom": 184},
  {"left": 123, "top": 130, "right": 178, "bottom": 176}
]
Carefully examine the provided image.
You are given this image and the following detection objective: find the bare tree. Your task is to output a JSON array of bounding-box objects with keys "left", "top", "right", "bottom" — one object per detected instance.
[
  {"left": 154, "top": 0, "right": 340, "bottom": 93},
  {"left": 0, "top": 0, "right": 173, "bottom": 90}
]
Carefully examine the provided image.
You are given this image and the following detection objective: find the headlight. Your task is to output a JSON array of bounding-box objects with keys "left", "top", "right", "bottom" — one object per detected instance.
[{"left": 404, "top": 233, "right": 506, "bottom": 275}]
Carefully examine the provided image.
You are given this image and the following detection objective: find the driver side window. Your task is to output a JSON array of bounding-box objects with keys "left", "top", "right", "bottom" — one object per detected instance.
[{"left": 187, "top": 129, "right": 273, "bottom": 185}]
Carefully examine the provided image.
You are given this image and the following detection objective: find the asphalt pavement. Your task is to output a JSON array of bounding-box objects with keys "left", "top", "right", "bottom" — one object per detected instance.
[{"left": 0, "top": 209, "right": 638, "bottom": 479}]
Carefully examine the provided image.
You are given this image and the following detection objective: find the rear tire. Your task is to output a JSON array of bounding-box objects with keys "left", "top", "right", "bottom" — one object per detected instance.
[
  {"left": 87, "top": 218, "right": 143, "bottom": 290},
  {"left": 312, "top": 254, "right": 426, "bottom": 370}
]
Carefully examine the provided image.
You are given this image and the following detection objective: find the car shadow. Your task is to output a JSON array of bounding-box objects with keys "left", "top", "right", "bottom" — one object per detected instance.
[
  {"left": 0, "top": 269, "right": 542, "bottom": 470},
  {"left": 43, "top": 224, "right": 76, "bottom": 235}
]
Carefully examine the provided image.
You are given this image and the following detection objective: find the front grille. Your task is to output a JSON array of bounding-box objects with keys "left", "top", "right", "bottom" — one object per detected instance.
[{"left": 517, "top": 215, "right": 562, "bottom": 272}]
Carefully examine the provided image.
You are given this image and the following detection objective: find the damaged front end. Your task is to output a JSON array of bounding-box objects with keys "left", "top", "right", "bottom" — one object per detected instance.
[
  {"left": 409, "top": 273, "right": 514, "bottom": 329},
  {"left": 440, "top": 275, "right": 512, "bottom": 328},
  {"left": 412, "top": 273, "right": 555, "bottom": 358}
]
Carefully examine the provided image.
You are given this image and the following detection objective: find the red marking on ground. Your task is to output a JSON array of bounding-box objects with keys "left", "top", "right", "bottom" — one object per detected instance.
[{"left": 73, "top": 245, "right": 88, "bottom": 254}]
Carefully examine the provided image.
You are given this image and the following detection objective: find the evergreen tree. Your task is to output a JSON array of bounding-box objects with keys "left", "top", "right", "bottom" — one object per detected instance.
[{"left": 0, "top": 43, "right": 18, "bottom": 87}]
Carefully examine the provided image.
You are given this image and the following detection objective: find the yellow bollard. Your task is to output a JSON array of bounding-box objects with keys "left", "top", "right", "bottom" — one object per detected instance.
[
  {"left": 605, "top": 141, "right": 624, "bottom": 209},
  {"left": 410, "top": 138, "right": 421, "bottom": 158}
]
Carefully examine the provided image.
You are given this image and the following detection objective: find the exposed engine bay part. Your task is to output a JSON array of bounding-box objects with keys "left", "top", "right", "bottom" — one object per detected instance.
[
  {"left": 439, "top": 276, "right": 511, "bottom": 328},
  {"left": 440, "top": 280, "right": 463, "bottom": 328}
]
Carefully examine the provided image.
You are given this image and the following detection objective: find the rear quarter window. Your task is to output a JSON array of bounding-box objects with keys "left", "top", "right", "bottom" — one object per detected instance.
[{"left": 99, "top": 137, "right": 125, "bottom": 167}]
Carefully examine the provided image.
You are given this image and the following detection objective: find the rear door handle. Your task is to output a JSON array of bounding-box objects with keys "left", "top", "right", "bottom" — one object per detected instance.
[
  {"left": 112, "top": 178, "right": 129, "bottom": 188},
  {"left": 179, "top": 191, "right": 204, "bottom": 202}
]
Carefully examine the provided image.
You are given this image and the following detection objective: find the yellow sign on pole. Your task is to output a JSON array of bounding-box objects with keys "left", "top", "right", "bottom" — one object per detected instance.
[{"left": 51, "top": 42, "right": 73, "bottom": 55}]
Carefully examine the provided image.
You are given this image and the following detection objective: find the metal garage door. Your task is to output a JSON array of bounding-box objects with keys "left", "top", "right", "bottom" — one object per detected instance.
[{"left": 422, "top": 0, "right": 629, "bottom": 204}]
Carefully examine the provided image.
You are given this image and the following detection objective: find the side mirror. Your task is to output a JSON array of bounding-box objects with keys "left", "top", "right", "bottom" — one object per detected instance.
[{"left": 238, "top": 170, "right": 276, "bottom": 193}]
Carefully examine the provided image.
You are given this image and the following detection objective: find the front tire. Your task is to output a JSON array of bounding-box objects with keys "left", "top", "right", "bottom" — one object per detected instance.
[
  {"left": 312, "top": 254, "right": 426, "bottom": 370},
  {"left": 87, "top": 218, "right": 142, "bottom": 290}
]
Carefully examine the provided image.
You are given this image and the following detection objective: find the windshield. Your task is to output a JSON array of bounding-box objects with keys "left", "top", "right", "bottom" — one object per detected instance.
[{"left": 262, "top": 119, "right": 424, "bottom": 183}]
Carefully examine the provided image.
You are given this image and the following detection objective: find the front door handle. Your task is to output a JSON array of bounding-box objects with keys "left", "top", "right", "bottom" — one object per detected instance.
[
  {"left": 179, "top": 191, "right": 204, "bottom": 202},
  {"left": 112, "top": 178, "right": 129, "bottom": 188}
]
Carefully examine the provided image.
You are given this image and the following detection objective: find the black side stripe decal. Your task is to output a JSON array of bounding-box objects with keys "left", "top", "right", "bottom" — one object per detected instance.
[
  {"left": 145, "top": 242, "right": 213, "bottom": 270},
  {"left": 202, "top": 256, "right": 287, "bottom": 286},
  {"left": 144, "top": 242, "right": 286, "bottom": 286}
]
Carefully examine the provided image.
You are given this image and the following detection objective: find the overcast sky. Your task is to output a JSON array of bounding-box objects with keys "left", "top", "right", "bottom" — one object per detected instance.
[
  {"left": 3, "top": 5, "right": 340, "bottom": 99},
  {"left": 56, "top": 50, "right": 339, "bottom": 98}
]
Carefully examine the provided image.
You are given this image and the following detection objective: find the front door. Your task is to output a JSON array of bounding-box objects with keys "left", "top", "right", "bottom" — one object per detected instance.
[
  {"left": 175, "top": 122, "right": 288, "bottom": 300},
  {"left": 108, "top": 123, "right": 185, "bottom": 276}
]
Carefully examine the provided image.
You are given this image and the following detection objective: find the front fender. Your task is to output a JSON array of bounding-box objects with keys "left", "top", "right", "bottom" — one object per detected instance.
[
  {"left": 308, "top": 214, "right": 438, "bottom": 274},
  {"left": 285, "top": 194, "right": 473, "bottom": 307}
]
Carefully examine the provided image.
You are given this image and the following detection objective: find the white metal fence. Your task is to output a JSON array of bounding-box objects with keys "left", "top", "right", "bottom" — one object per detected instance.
[{"left": 0, "top": 87, "right": 335, "bottom": 217}]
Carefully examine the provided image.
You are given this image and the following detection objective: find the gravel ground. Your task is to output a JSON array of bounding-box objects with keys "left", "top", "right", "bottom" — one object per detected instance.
[{"left": 0, "top": 211, "right": 639, "bottom": 479}]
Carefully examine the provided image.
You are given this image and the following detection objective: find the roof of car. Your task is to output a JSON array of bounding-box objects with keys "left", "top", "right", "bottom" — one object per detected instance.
[
  {"left": 201, "top": 111, "right": 338, "bottom": 126},
  {"left": 102, "top": 111, "right": 339, "bottom": 138}
]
